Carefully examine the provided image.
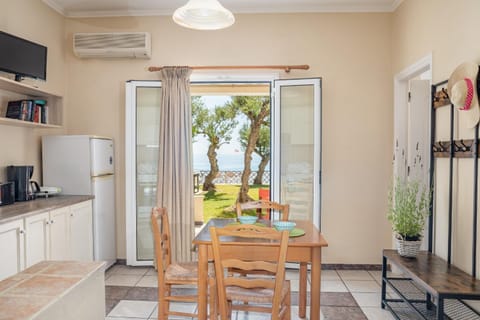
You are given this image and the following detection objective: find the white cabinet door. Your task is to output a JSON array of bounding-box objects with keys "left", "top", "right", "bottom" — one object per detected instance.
[
  {"left": 49, "top": 207, "right": 70, "bottom": 260},
  {"left": 70, "top": 201, "right": 93, "bottom": 261},
  {"left": 25, "top": 212, "right": 50, "bottom": 268},
  {"left": 0, "top": 219, "right": 25, "bottom": 280}
]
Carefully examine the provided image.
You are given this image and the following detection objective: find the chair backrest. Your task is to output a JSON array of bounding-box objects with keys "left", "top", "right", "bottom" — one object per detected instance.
[
  {"left": 151, "top": 207, "right": 172, "bottom": 283},
  {"left": 236, "top": 200, "right": 290, "bottom": 220},
  {"left": 210, "top": 224, "right": 290, "bottom": 318}
]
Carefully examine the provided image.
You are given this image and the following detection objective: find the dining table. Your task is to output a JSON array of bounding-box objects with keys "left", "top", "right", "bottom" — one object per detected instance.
[{"left": 193, "top": 218, "right": 328, "bottom": 320}]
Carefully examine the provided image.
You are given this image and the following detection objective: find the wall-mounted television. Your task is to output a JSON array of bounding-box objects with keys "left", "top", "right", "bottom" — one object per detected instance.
[{"left": 0, "top": 31, "right": 47, "bottom": 82}]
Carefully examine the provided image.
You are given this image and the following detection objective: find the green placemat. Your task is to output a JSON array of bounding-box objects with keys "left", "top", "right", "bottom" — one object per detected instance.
[{"left": 289, "top": 228, "right": 305, "bottom": 237}]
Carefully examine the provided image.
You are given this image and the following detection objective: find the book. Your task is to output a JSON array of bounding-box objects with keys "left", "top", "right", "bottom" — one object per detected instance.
[
  {"left": 42, "top": 106, "right": 48, "bottom": 124},
  {"left": 6, "top": 99, "right": 45, "bottom": 123},
  {"left": 33, "top": 105, "right": 40, "bottom": 123},
  {"left": 34, "top": 99, "right": 46, "bottom": 106},
  {"left": 5, "top": 100, "right": 23, "bottom": 119},
  {"left": 20, "top": 100, "right": 29, "bottom": 121}
]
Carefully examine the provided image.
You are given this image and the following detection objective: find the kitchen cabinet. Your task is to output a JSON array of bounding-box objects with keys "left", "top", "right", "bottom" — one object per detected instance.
[
  {"left": 49, "top": 200, "right": 94, "bottom": 261},
  {"left": 49, "top": 207, "right": 70, "bottom": 260},
  {"left": 0, "top": 76, "right": 63, "bottom": 128},
  {"left": 25, "top": 212, "right": 50, "bottom": 268},
  {"left": 69, "top": 201, "right": 93, "bottom": 261},
  {"left": 0, "top": 219, "right": 25, "bottom": 279},
  {"left": 0, "top": 199, "right": 93, "bottom": 281}
]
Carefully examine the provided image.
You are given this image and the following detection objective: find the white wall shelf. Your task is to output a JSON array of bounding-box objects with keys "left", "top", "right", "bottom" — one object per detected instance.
[{"left": 0, "top": 77, "right": 63, "bottom": 128}]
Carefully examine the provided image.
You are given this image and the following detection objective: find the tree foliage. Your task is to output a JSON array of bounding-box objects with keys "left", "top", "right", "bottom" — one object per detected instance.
[
  {"left": 191, "top": 96, "right": 204, "bottom": 138},
  {"left": 227, "top": 96, "right": 270, "bottom": 202},
  {"left": 239, "top": 119, "right": 270, "bottom": 185},
  {"left": 192, "top": 99, "right": 238, "bottom": 191}
]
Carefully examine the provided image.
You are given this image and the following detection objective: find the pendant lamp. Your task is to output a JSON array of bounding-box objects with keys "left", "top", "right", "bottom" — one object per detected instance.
[{"left": 173, "top": 0, "right": 235, "bottom": 30}]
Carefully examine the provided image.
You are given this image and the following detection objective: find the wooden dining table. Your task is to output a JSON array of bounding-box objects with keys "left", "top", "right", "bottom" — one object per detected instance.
[{"left": 193, "top": 218, "right": 328, "bottom": 320}]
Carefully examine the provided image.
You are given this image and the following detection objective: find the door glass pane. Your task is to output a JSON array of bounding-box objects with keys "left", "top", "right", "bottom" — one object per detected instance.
[
  {"left": 136, "top": 86, "right": 161, "bottom": 260},
  {"left": 280, "top": 85, "right": 315, "bottom": 221}
]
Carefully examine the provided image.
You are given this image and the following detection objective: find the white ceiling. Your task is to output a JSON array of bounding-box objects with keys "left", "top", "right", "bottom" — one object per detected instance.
[{"left": 43, "top": 0, "right": 403, "bottom": 17}]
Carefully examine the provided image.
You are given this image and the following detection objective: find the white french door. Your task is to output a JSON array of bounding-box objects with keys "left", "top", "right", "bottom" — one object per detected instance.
[
  {"left": 126, "top": 81, "right": 162, "bottom": 266},
  {"left": 125, "top": 76, "right": 322, "bottom": 265},
  {"left": 271, "top": 78, "right": 322, "bottom": 230}
]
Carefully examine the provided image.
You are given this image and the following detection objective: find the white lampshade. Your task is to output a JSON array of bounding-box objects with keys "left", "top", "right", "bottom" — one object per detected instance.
[{"left": 173, "top": 0, "right": 235, "bottom": 30}]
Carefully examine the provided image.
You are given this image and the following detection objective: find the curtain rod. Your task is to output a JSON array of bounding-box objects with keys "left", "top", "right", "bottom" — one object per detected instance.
[{"left": 148, "top": 65, "right": 309, "bottom": 73}]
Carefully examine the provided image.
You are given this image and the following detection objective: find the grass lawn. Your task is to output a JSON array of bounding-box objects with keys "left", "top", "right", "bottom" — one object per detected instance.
[{"left": 203, "top": 184, "right": 269, "bottom": 222}]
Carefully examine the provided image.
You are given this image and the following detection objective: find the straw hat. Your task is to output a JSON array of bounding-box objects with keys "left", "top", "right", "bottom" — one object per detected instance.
[{"left": 447, "top": 62, "right": 480, "bottom": 128}]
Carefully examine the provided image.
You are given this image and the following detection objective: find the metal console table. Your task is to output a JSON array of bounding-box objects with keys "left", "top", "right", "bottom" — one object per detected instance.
[{"left": 382, "top": 249, "right": 480, "bottom": 320}]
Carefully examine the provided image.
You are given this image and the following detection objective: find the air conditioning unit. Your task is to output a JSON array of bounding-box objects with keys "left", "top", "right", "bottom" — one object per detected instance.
[{"left": 73, "top": 32, "right": 151, "bottom": 59}]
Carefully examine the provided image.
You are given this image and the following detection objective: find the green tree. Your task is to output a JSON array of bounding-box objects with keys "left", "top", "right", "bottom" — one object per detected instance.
[
  {"left": 192, "top": 100, "right": 238, "bottom": 191},
  {"left": 239, "top": 119, "right": 270, "bottom": 185},
  {"left": 228, "top": 96, "right": 270, "bottom": 202},
  {"left": 191, "top": 96, "right": 204, "bottom": 138}
]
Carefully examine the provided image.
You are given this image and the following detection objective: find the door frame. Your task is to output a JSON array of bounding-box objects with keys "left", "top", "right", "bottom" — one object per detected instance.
[
  {"left": 393, "top": 54, "right": 432, "bottom": 178},
  {"left": 125, "top": 73, "right": 323, "bottom": 265},
  {"left": 393, "top": 54, "right": 432, "bottom": 250}
]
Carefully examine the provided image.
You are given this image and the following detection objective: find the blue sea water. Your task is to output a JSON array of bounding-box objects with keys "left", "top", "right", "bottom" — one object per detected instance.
[{"left": 193, "top": 153, "right": 269, "bottom": 172}]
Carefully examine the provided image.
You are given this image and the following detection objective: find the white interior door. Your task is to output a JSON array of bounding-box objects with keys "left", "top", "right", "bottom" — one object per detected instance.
[
  {"left": 407, "top": 80, "right": 431, "bottom": 184},
  {"left": 272, "top": 78, "right": 322, "bottom": 229}
]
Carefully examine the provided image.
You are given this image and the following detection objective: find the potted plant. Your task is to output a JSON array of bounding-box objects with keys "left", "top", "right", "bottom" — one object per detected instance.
[{"left": 387, "top": 177, "right": 431, "bottom": 258}]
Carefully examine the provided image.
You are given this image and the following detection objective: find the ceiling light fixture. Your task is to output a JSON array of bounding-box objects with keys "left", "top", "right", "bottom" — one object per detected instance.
[{"left": 173, "top": 0, "right": 235, "bottom": 30}]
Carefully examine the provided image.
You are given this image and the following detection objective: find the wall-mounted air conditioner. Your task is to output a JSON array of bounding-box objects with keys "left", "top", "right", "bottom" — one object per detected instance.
[{"left": 73, "top": 32, "right": 151, "bottom": 59}]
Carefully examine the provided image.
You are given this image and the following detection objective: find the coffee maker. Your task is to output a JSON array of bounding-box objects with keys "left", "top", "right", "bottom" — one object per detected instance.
[{"left": 7, "top": 165, "right": 35, "bottom": 201}]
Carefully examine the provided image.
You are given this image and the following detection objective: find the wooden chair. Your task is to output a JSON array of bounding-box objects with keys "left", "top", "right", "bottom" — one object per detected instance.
[
  {"left": 236, "top": 200, "right": 290, "bottom": 221},
  {"left": 151, "top": 207, "right": 215, "bottom": 320},
  {"left": 236, "top": 200, "right": 307, "bottom": 313},
  {"left": 210, "top": 224, "right": 291, "bottom": 320}
]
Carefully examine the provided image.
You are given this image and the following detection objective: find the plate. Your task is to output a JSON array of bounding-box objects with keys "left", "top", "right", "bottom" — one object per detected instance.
[{"left": 289, "top": 228, "right": 305, "bottom": 237}]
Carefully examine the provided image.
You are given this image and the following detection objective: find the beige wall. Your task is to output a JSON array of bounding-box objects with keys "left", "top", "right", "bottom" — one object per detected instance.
[
  {"left": 4, "top": 0, "right": 480, "bottom": 267},
  {"left": 64, "top": 13, "right": 393, "bottom": 263},
  {"left": 392, "top": 0, "right": 480, "bottom": 276},
  {"left": 0, "top": 0, "right": 66, "bottom": 182}
]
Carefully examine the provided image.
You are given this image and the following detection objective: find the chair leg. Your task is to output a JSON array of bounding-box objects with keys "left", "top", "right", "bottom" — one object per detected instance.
[
  {"left": 209, "top": 278, "right": 217, "bottom": 320},
  {"left": 158, "top": 285, "right": 166, "bottom": 320},
  {"left": 227, "top": 301, "right": 233, "bottom": 320},
  {"left": 286, "top": 286, "right": 291, "bottom": 320}
]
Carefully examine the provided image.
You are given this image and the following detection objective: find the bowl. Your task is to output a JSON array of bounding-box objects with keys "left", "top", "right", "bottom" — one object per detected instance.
[
  {"left": 273, "top": 221, "right": 296, "bottom": 232},
  {"left": 238, "top": 215, "right": 258, "bottom": 224}
]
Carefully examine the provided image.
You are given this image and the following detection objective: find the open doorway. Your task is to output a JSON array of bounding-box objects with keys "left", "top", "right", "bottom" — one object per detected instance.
[{"left": 191, "top": 83, "right": 272, "bottom": 224}]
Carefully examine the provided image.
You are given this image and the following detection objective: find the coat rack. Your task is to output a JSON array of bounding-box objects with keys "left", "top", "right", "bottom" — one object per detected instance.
[{"left": 430, "top": 79, "right": 480, "bottom": 277}]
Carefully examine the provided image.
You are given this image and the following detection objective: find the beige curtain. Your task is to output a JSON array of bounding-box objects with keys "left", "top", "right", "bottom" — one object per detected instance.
[{"left": 156, "top": 66, "right": 194, "bottom": 262}]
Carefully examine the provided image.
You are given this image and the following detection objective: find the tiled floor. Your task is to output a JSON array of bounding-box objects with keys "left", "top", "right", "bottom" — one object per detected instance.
[{"left": 104, "top": 265, "right": 398, "bottom": 320}]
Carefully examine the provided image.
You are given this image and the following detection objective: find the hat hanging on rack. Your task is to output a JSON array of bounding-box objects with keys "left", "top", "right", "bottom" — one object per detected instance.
[{"left": 447, "top": 61, "right": 480, "bottom": 129}]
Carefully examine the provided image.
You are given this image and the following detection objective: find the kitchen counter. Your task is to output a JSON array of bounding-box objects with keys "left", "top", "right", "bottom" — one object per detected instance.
[
  {"left": 0, "top": 260, "right": 105, "bottom": 320},
  {"left": 0, "top": 195, "right": 94, "bottom": 225}
]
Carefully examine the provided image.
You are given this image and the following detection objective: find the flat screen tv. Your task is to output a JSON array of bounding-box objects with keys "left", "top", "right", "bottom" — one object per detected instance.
[{"left": 0, "top": 31, "right": 47, "bottom": 81}]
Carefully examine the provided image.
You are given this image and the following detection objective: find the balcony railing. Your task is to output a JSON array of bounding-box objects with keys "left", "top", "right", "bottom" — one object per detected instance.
[{"left": 195, "top": 170, "right": 270, "bottom": 186}]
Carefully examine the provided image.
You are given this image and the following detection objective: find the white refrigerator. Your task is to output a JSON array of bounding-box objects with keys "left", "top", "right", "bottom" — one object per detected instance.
[{"left": 42, "top": 135, "right": 116, "bottom": 268}]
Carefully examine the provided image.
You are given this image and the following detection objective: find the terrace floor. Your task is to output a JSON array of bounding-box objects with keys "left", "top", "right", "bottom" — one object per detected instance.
[{"left": 104, "top": 265, "right": 396, "bottom": 320}]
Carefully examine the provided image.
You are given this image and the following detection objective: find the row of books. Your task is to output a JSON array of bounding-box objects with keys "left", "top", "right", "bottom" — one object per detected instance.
[{"left": 5, "top": 99, "right": 48, "bottom": 124}]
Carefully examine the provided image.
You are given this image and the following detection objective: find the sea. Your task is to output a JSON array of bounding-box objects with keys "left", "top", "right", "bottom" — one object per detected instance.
[{"left": 193, "top": 153, "right": 269, "bottom": 172}]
